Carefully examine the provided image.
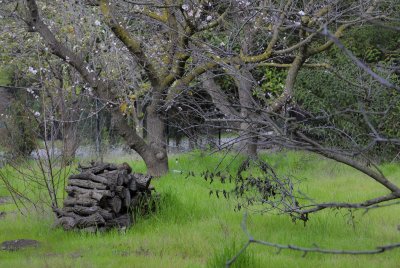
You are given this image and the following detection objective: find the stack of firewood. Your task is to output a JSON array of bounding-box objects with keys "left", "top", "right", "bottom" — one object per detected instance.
[{"left": 54, "top": 162, "right": 154, "bottom": 232}]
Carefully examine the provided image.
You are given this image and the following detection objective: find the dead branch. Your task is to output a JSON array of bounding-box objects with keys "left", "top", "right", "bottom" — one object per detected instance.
[{"left": 226, "top": 213, "right": 400, "bottom": 267}]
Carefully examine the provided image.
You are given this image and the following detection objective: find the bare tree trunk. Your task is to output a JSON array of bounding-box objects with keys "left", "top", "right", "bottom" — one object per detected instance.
[
  {"left": 145, "top": 102, "right": 168, "bottom": 177},
  {"left": 62, "top": 122, "right": 79, "bottom": 165},
  {"left": 134, "top": 100, "right": 144, "bottom": 139},
  {"left": 56, "top": 75, "right": 79, "bottom": 166},
  {"left": 202, "top": 69, "right": 258, "bottom": 157},
  {"left": 111, "top": 109, "right": 168, "bottom": 177},
  {"left": 235, "top": 67, "right": 258, "bottom": 158},
  {"left": 202, "top": 72, "right": 238, "bottom": 119},
  {"left": 95, "top": 99, "right": 102, "bottom": 161}
]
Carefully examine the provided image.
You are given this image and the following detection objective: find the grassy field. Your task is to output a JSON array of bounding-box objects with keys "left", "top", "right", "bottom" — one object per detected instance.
[{"left": 0, "top": 151, "right": 399, "bottom": 267}]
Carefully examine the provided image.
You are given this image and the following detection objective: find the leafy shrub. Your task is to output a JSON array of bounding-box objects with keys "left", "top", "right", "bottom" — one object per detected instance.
[
  {"left": 3, "top": 100, "right": 38, "bottom": 157},
  {"left": 294, "top": 25, "right": 400, "bottom": 160}
]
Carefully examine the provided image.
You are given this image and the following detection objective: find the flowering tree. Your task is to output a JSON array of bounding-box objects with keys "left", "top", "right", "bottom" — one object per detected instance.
[{"left": 7, "top": 0, "right": 396, "bottom": 176}]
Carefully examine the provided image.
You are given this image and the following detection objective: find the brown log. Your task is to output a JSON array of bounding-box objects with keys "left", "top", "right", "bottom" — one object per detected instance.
[
  {"left": 68, "top": 179, "right": 108, "bottom": 190},
  {"left": 63, "top": 197, "right": 98, "bottom": 207}
]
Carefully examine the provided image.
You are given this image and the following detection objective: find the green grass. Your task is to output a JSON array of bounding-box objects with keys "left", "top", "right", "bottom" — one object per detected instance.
[{"left": 0, "top": 151, "right": 399, "bottom": 267}]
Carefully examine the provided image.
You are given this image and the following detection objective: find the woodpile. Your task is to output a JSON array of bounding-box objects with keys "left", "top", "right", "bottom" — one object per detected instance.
[{"left": 54, "top": 162, "right": 154, "bottom": 232}]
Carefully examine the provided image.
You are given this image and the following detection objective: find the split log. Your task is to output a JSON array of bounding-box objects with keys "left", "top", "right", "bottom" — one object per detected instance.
[
  {"left": 135, "top": 174, "right": 152, "bottom": 190},
  {"left": 98, "top": 210, "right": 114, "bottom": 221},
  {"left": 88, "top": 191, "right": 107, "bottom": 202},
  {"left": 75, "top": 212, "right": 105, "bottom": 228},
  {"left": 63, "top": 197, "right": 97, "bottom": 207},
  {"left": 59, "top": 206, "right": 114, "bottom": 221},
  {"left": 128, "top": 178, "right": 137, "bottom": 192},
  {"left": 55, "top": 216, "right": 76, "bottom": 230},
  {"left": 56, "top": 162, "right": 154, "bottom": 231},
  {"left": 69, "top": 191, "right": 109, "bottom": 202},
  {"left": 69, "top": 173, "right": 110, "bottom": 185},
  {"left": 64, "top": 206, "right": 99, "bottom": 216},
  {"left": 56, "top": 210, "right": 106, "bottom": 228},
  {"left": 117, "top": 162, "right": 132, "bottom": 174},
  {"left": 105, "top": 214, "right": 131, "bottom": 228},
  {"left": 79, "top": 162, "right": 119, "bottom": 174},
  {"left": 124, "top": 188, "right": 131, "bottom": 209},
  {"left": 120, "top": 171, "right": 131, "bottom": 185},
  {"left": 107, "top": 196, "right": 122, "bottom": 214},
  {"left": 115, "top": 186, "right": 126, "bottom": 198},
  {"left": 99, "top": 170, "right": 123, "bottom": 186},
  {"left": 68, "top": 179, "right": 108, "bottom": 190},
  {"left": 65, "top": 186, "right": 113, "bottom": 199}
]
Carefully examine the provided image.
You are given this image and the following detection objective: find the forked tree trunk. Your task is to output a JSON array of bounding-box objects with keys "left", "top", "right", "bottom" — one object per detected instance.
[
  {"left": 203, "top": 70, "right": 258, "bottom": 157},
  {"left": 24, "top": 0, "right": 171, "bottom": 176}
]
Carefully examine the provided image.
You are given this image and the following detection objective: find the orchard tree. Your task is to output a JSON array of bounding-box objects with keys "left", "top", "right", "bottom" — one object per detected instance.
[
  {"left": 19, "top": 0, "right": 232, "bottom": 175},
  {"left": 11, "top": 0, "right": 395, "bottom": 176},
  {"left": 193, "top": 0, "right": 393, "bottom": 157}
]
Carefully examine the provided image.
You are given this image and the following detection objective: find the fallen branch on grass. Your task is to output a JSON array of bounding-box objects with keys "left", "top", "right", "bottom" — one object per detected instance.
[{"left": 226, "top": 213, "right": 400, "bottom": 268}]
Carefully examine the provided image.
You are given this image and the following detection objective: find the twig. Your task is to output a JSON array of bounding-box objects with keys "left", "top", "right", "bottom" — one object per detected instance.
[
  {"left": 321, "top": 25, "right": 400, "bottom": 92},
  {"left": 226, "top": 212, "right": 400, "bottom": 267}
]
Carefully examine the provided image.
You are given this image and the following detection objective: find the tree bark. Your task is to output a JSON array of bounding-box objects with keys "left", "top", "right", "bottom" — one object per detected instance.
[
  {"left": 202, "top": 72, "right": 239, "bottom": 119},
  {"left": 62, "top": 122, "right": 79, "bottom": 165},
  {"left": 143, "top": 90, "right": 169, "bottom": 177},
  {"left": 234, "top": 67, "right": 259, "bottom": 158},
  {"left": 110, "top": 107, "right": 168, "bottom": 177}
]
